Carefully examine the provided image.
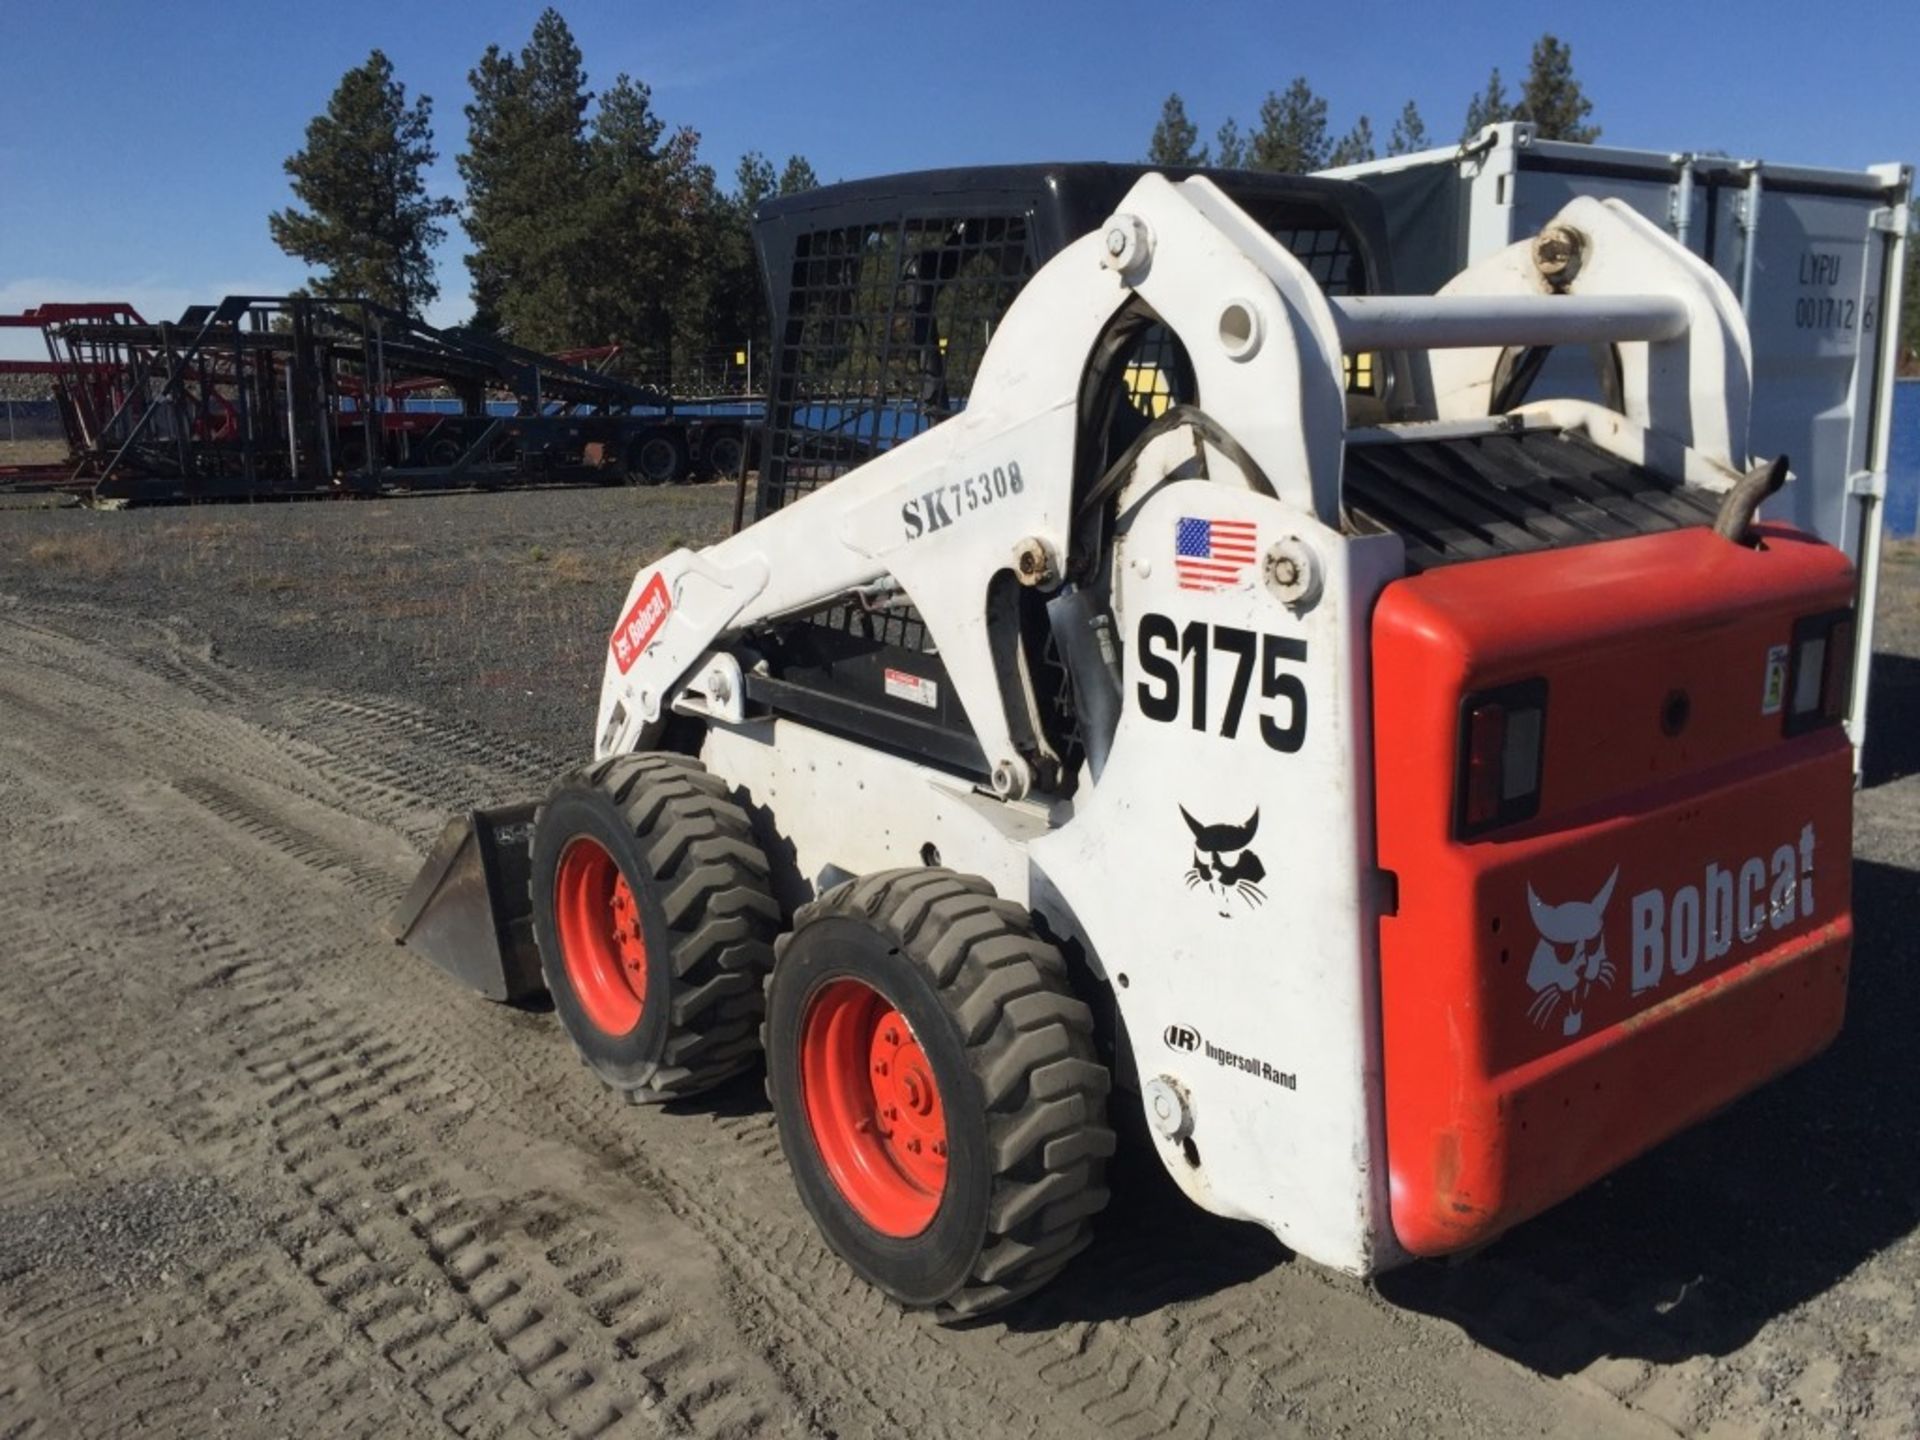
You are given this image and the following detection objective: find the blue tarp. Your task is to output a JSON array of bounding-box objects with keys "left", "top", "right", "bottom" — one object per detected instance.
[{"left": 1886, "top": 380, "right": 1918, "bottom": 539}]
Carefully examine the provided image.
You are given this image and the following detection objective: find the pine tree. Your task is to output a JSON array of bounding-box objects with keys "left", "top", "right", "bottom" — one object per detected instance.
[
  {"left": 1461, "top": 68, "right": 1512, "bottom": 141},
  {"left": 697, "top": 152, "right": 778, "bottom": 375},
  {"left": 1214, "top": 117, "right": 1247, "bottom": 170},
  {"left": 1147, "top": 93, "right": 1207, "bottom": 167},
  {"left": 268, "top": 50, "right": 455, "bottom": 314},
  {"left": 458, "top": 46, "right": 516, "bottom": 331},
  {"left": 776, "top": 154, "right": 819, "bottom": 195},
  {"left": 1388, "top": 100, "right": 1429, "bottom": 156},
  {"left": 1516, "top": 34, "right": 1599, "bottom": 142},
  {"left": 581, "top": 75, "right": 690, "bottom": 376},
  {"left": 657, "top": 130, "right": 721, "bottom": 386},
  {"left": 458, "top": 8, "right": 594, "bottom": 345},
  {"left": 660, "top": 150, "right": 812, "bottom": 380},
  {"left": 1250, "top": 78, "right": 1329, "bottom": 174},
  {"left": 1327, "top": 116, "right": 1376, "bottom": 168},
  {"left": 734, "top": 151, "right": 777, "bottom": 211}
]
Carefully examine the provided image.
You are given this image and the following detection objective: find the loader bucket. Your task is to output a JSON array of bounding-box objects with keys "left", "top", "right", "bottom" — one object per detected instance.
[{"left": 390, "top": 802, "right": 545, "bottom": 1002}]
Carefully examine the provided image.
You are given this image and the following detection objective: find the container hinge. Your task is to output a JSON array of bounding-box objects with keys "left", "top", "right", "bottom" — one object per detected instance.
[
  {"left": 1666, "top": 160, "right": 1695, "bottom": 238},
  {"left": 1735, "top": 163, "right": 1763, "bottom": 229},
  {"left": 1869, "top": 203, "right": 1910, "bottom": 235},
  {"left": 1848, "top": 469, "right": 1886, "bottom": 499}
]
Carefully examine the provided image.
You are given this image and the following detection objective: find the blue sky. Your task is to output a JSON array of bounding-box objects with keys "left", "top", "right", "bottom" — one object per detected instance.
[{"left": 2, "top": 0, "right": 1914, "bottom": 359}]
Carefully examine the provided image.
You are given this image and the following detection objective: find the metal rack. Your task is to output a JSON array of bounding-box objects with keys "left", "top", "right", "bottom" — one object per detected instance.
[{"left": 4, "top": 296, "right": 761, "bottom": 503}]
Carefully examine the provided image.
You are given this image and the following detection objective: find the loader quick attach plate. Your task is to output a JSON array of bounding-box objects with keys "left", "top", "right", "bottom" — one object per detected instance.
[{"left": 390, "top": 802, "right": 544, "bottom": 1003}]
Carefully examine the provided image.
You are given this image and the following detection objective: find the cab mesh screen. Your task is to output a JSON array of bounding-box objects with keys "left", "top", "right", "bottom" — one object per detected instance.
[
  {"left": 754, "top": 204, "right": 1362, "bottom": 651},
  {"left": 757, "top": 214, "right": 1034, "bottom": 521}
]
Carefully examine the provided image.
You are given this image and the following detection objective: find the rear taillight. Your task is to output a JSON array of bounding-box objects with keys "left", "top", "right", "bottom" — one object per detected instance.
[
  {"left": 1784, "top": 610, "right": 1854, "bottom": 736},
  {"left": 1454, "top": 679, "right": 1547, "bottom": 838}
]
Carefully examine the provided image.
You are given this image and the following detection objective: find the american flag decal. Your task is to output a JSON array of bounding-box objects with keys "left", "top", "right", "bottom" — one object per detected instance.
[{"left": 1174, "top": 516, "right": 1258, "bottom": 591}]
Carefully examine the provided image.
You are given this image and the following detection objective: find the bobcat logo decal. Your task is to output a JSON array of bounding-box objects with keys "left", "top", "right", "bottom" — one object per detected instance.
[
  {"left": 1182, "top": 807, "right": 1266, "bottom": 918},
  {"left": 1525, "top": 868, "right": 1619, "bottom": 1037}
]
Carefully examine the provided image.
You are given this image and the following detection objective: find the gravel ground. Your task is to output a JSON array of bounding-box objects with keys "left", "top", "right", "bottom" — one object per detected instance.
[
  {"left": 0, "top": 440, "right": 70, "bottom": 469},
  {"left": 1, "top": 483, "right": 1916, "bottom": 1439},
  {"left": 0, "top": 485, "right": 738, "bottom": 771}
]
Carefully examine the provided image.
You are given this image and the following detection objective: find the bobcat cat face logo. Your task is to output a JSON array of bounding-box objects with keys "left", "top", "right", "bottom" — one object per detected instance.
[
  {"left": 1182, "top": 807, "right": 1266, "bottom": 917},
  {"left": 1525, "top": 868, "right": 1619, "bottom": 1037}
]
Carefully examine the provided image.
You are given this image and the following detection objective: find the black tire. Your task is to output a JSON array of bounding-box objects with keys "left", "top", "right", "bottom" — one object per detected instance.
[
  {"left": 704, "top": 428, "right": 745, "bottom": 481},
  {"left": 764, "top": 869, "right": 1114, "bottom": 1318},
  {"left": 626, "top": 431, "right": 688, "bottom": 486},
  {"left": 530, "top": 753, "right": 779, "bottom": 1102}
]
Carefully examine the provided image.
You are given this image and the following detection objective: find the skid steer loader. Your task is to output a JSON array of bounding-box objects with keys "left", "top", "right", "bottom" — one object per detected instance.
[{"left": 393, "top": 164, "right": 1856, "bottom": 1317}]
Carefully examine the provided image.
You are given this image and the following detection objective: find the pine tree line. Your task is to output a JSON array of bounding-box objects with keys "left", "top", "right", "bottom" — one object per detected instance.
[
  {"left": 264, "top": 25, "right": 1694, "bottom": 367},
  {"left": 270, "top": 8, "right": 817, "bottom": 386},
  {"left": 1147, "top": 33, "right": 1597, "bottom": 173}
]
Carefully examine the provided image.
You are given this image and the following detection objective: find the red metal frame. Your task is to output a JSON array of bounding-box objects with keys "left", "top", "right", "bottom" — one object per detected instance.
[
  {"left": 1, "top": 303, "right": 151, "bottom": 484},
  {"left": 0, "top": 302, "right": 147, "bottom": 329}
]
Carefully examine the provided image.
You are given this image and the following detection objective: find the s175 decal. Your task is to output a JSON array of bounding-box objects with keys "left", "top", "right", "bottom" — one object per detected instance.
[{"left": 1135, "top": 615, "right": 1307, "bottom": 751}]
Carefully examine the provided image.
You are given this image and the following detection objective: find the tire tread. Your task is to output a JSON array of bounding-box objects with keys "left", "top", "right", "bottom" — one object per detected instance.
[
  {"left": 778, "top": 868, "right": 1113, "bottom": 1319},
  {"left": 536, "top": 752, "right": 778, "bottom": 1102}
]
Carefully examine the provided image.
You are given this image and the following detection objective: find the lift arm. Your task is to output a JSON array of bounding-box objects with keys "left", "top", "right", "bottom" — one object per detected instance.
[
  {"left": 1424, "top": 197, "right": 1754, "bottom": 467},
  {"left": 592, "top": 176, "right": 1751, "bottom": 796}
]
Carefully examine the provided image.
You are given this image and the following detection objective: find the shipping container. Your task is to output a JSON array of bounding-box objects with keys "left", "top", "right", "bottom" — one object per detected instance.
[{"left": 1325, "top": 122, "right": 1911, "bottom": 765}]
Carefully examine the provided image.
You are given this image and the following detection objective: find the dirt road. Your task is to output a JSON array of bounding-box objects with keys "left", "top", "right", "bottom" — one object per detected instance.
[{"left": 3, "top": 492, "right": 1917, "bottom": 1439}]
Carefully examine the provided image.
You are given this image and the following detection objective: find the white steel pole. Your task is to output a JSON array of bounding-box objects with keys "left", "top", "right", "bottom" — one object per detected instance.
[
  {"left": 1737, "top": 164, "right": 1765, "bottom": 315},
  {"left": 1845, "top": 166, "right": 1912, "bottom": 770},
  {"left": 1329, "top": 293, "right": 1690, "bottom": 351}
]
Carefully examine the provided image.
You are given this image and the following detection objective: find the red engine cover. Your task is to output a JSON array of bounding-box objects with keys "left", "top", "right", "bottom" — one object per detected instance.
[{"left": 1372, "top": 524, "right": 1855, "bottom": 1257}]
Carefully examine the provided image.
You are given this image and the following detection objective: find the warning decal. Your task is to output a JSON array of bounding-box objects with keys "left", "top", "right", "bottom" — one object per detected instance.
[{"left": 884, "top": 668, "right": 939, "bottom": 709}]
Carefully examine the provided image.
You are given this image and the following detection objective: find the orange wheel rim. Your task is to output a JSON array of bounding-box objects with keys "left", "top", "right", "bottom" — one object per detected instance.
[
  {"left": 800, "top": 978, "right": 948, "bottom": 1237},
  {"left": 553, "top": 836, "right": 648, "bottom": 1035}
]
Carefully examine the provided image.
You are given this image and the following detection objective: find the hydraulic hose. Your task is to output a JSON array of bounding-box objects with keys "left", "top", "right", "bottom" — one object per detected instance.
[
  {"left": 1075, "top": 403, "right": 1276, "bottom": 522},
  {"left": 1713, "top": 454, "right": 1788, "bottom": 545},
  {"left": 1045, "top": 584, "right": 1123, "bottom": 783}
]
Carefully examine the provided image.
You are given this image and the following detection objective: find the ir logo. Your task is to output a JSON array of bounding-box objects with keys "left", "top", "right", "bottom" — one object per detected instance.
[
  {"left": 1163, "top": 1023, "right": 1202, "bottom": 1053},
  {"left": 1524, "top": 868, "right": 1619, "bottom": 1038}
]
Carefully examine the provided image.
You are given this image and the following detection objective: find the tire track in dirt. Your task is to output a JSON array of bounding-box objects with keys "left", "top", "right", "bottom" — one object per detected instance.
[
  {"left": 0, "top": 713, "right": 985, "bottom": 1439},
  {"left": 0, "top": 593, "right": 1668, "bottom": 1439},
  {"left": 1, "top": 611, "right": 1123, "bottom": 1438},
  {"left": 0, "top": 649, "right": 867, "bottom": 1440},
  {"left": 0, "top": 911, "right": 445, "bottom": 1439},
  {"left": 3, "top": 622, "right": 1290, "bottom": 1440},
  {"left": 0, "top": 815, "right": 472, "bottom": 1428}
]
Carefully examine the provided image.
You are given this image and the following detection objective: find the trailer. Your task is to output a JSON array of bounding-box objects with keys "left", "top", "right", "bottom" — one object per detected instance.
[
  {"left": 3, "top": 296, "right": 761, "bottom": 503},
  {"left": 1323, "top": 122, "right": 1912, "bottom": 763}
]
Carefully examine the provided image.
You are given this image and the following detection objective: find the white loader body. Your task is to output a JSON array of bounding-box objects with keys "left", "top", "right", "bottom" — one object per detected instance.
[{"left": 583, "top": 174, "right": 1767, "bottom": 1275}]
